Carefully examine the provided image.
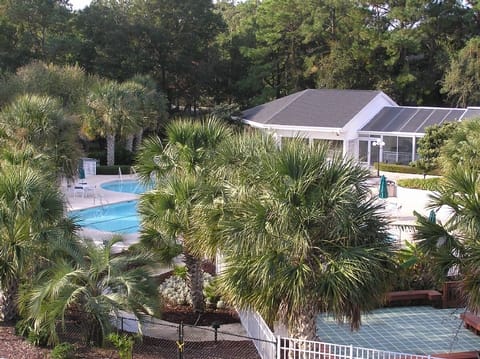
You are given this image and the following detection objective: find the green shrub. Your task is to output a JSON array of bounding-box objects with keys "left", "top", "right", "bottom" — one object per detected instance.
[
  {"left": 107, "top": 333, "right": 134, "bottom": 359},
  {"left": 159, "top": 272, "right": 213, "bottom": 306},
  {"left": 397, "top": 177, "right": 441, "bottom": 191},
  {"left": 96, "top": 165, "right": 133, "bottom": 175},
  {"left": 15, "top": 319, "right": 49, "bottom": 347},
  {"left": 204, "top": 277, "right": 222, "bottom": 308},
  {"left": 51, "top": 342, "right": 75, "bottom": 359},
  {"left": 87, "top": 147, "right": 134, "bottom": 166},
  {"left": 173, "top": 265, "right": 188, "bottom": 279},
  {"left": 374, "top": 162, "right": 441, "bottom": 175},
  {"left": 391, "top": 241, "right": 440, "bottom": 291}
]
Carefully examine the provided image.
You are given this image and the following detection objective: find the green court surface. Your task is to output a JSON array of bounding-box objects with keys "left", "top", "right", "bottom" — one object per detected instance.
[{"left": 317, "top": 306, "right": 480, "bottom": 355}]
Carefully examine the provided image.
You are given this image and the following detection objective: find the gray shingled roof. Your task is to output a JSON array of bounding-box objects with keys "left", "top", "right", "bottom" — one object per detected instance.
[
  {"left": 242, "top": 89, "right": 382, "bottom": 128},
  {"left": 360, "top": 107, "right": 466, "bottom": 134},
  {"left": 462, "top": 108, "right": 480, "bottom": 120}
]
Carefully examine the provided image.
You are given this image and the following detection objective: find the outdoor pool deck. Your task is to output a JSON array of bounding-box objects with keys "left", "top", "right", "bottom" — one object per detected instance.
[
  {"left": 317, "top": 306, "right": 480, "bottom": 355},
  {"left": 63, "top": 174, "right": 139, "bottom": 211}
]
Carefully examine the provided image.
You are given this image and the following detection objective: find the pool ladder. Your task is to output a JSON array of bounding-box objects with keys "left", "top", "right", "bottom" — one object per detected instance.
[{"left": 93, "top": 193, "right": 109, "bottom": 210}]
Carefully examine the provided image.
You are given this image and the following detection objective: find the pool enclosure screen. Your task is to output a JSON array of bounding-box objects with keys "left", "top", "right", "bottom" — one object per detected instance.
[{"left": 358, "top": 136, "right": 418, "bottom": 166}]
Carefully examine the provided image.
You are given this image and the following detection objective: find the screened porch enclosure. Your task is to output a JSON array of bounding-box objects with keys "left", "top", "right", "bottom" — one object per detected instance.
[{"left": 358, "top": 135, "right": 419, "bottom": 166}]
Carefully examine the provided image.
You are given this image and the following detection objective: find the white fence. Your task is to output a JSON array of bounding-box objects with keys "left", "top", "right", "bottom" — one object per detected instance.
[
  {"left": 239, "top": 310, "right": 441, "bottom": 359},
  {"left": 238, "top": 309, "right": 277, "bottom": 359}
]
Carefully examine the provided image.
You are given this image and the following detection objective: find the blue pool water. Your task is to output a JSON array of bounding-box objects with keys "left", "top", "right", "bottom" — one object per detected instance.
[
  {"left": 70, "top": 200, "right": 140, "bottom": 234},
  {"left": 101, "top": 179, "right": 152, "bottom": 194},
  {"left": 71, "top": 179, "right": 151, "bottom": 234}
]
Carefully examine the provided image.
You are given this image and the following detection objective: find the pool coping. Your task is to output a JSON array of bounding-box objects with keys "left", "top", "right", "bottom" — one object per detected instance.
[{"left": 63, "top": 174, "right": 143, "bottom": 250}]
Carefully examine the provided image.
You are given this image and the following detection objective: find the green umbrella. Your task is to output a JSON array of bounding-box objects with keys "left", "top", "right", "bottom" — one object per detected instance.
[
  {"left": 428, "top": 209, "right": 436, "bottom": 223},
  {"left": 379, "top": 175, "right": 388, "bottom": 199}
]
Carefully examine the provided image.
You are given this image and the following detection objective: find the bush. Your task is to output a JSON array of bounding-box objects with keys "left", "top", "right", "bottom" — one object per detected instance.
[
  {"left": 159, "top": 272, "right": 213, "bottom": 306},
  {"left": 374, "top": 162, "right": 442, "bottom": 175},
  {"left": 204, "top": 277, "right": 222, "bottom": 308},
  {"left": 397, "top": 177, "right": 441, "bottom": 191},
  {"left": 108, "top": 333, "right": 134, "bottom": 359},
  {"left": 391, "top": 241, "right": 440, "bottom": 291},
  {"left": 51, "top": 342, "right": 75, "bottom": 359},
  {"left": 87, "top": 147, "right": 135, "bottom": 166},
  {"left": 96, "top": 165, "right": 133, "bottom": 175},
  {"left": 173, "top": 265, "right": 188, "bottom": 279},
  {"left": 15, "top": 319, "right": 49, "bottom": 347}
]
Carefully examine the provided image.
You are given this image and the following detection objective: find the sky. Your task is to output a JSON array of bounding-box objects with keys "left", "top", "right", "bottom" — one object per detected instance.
[{"left": 70, "top": 0, "right": 91, "bottom": 10}]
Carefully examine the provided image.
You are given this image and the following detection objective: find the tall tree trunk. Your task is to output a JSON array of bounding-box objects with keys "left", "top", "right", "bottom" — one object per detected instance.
[
  {"left": 134, "top": 128, "right": 144, "bottom": 152},
  {"left": 125, "top": 135, "right": 134, "bottom": 153},
  {"left": 184, "top": 251, "right": 205, "bottom": 313},
  {"left": 287, "top": 303, "right": 319, "bottom": 359},
  {"left": 106, "top": 133, "right": 115, "bottom": 166},
  {"left": 1, "top": 278, "right": 19, "bottom": 322}
]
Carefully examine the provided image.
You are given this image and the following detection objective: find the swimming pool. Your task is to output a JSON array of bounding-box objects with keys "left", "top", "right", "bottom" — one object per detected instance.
[
  {"left": 70, "top": 200, "right": 140, "bottom": 234},
  {"left": 101, "top": 179, "right": 152, "bottom": 194},
  {"left": 71, "top": 179, "right": 151, "bottom": 234}
]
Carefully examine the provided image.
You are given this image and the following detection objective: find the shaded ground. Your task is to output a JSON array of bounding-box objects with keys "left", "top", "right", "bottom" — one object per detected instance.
[
  {"left": 161, "top": 303, "right": 240, "bottom": 326},
  {"left": 0, "top": 307, "right": 258, "bottom": 359}
]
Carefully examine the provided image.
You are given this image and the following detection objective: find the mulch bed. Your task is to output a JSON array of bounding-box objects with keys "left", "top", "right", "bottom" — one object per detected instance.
[{"left": 0, "top": 322, "right": 50, "bottom": 359}]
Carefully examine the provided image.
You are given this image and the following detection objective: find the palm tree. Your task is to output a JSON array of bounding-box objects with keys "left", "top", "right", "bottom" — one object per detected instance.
[
  {"left": 413, "top": 167, "right": 480, "bottom": 311},
  {"left": 18, "top": 237, "right": 160, "bottom": 346},
  {"left": 0, "top": 163, "right": 66, "bottom": 321},
  {"left": 0, "top": 94, "right": 82, "bottom": 180},
  {"left": 126, "top": 74, "right": 167, "bottom": 152},
  {"left": 201, "top": 136, "right": 396, "bottom": 340},
  {"left": 83, "top": 80, "right": 132, "bottom": 166},
  {"left": 136, "top": 117, "right": 232, "bottom": 313}
]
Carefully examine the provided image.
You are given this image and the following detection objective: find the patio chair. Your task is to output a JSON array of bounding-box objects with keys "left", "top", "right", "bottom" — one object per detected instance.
[
  {"left": 73, "top": 183, "right": 95, "bottom": 199},
  {"left": 78, "top": 168, "right": 87, "bottom": 184}
]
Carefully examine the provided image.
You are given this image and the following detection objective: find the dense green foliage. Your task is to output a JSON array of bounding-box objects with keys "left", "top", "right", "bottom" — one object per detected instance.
[
  {"left": 391, "top": 241, "right": 440, "bottom": 291},
  {"left": 18, "top": 238, "right": 160, "bottom": 346},
  {"left": 96, "top": 165, "right": 133, "bottom": 175},
  {"left": 136, "top": 118, "right": 233, "bottom": 313},
  {"left": 413, "top": 167, "right": 480, "bottom": 312},
  {"left": 139, "top": 125, "right": 396, "bottom": 339},
  {"left": 413, "top": 122, "right": 459, "bottom": 174},
  {"left": 440, "top": 118, "right": 480, "bottom": 172},
  {"left": 211, "top": 136, "right": 396, "bottom": 339},
  {"left": 0, "top": 0, "right": 479, "bottom": 109},
  {"left": 107, "top": 333, "right": 134, "bottom": 359}
]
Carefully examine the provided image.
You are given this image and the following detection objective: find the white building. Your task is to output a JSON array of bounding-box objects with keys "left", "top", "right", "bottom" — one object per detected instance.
[{"left": 241, "top": 89, "right": 480, "bottom": 166}]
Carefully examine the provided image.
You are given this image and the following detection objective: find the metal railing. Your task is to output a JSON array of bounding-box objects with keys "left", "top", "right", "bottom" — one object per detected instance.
[
  {"left": 278, "top": 338, "right": 440, "bottom": 359},
  {"left": 239, "top": 309, "right": 443, "bottom": 359}
]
